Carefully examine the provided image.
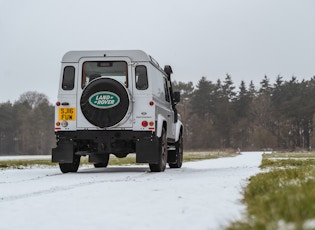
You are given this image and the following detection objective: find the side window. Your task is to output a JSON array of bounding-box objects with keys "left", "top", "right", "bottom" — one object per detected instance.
[
  {"left": 62, "top": 66, "right": 75, "bottom": 90},
  {"left": 164, "top": 78, "right": 170, "bottom": 102},
  {"left": 135, "top": 65, "right": 148, "bottom": 90}
]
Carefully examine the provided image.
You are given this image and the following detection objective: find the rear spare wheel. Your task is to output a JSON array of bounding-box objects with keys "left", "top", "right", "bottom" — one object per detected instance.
[{"left": 80, "top": 78, "right": 131, "bottom": 128}]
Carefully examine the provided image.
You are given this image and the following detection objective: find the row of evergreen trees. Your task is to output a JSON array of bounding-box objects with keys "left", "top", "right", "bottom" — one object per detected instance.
[
  {"left": 174, "top": 75, "right": 315, "bottom": 151},
  {"left": 0, "top": 74, "right": 314, "bottom": 155},
  {"left": 0, "top": 92, "right": 54, "bottom": 155}
]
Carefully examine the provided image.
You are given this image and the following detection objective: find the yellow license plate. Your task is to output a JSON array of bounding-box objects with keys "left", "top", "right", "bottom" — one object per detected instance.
[{"left": 58, "top": 108, "right": 76, "bottom": 121}]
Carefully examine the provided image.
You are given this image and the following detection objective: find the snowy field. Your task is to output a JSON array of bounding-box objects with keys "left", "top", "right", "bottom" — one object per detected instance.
[{"left": 0, "top": 152, "right": 263, "bottom": 230}]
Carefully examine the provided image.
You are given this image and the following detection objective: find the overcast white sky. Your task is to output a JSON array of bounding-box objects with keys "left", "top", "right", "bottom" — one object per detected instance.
[{"left": 1, "top": 0, "right": 315, "bottom": 103}]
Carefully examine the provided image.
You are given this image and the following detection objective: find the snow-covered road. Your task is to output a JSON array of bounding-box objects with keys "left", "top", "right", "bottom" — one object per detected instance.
[{"left": 0, "top": 152, "right": 262, "bottom": 230}]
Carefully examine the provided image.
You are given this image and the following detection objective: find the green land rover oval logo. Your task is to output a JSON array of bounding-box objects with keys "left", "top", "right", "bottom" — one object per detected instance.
[{"left": 89, "top": 91, "right": 120, "bottom": 109}]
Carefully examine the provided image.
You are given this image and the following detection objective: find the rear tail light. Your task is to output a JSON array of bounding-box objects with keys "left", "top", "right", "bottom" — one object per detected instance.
[
  {"left": 141, "top": 120, "right": 155, "bottom": 129},
  {"left": 142, "top": 121, "right": 148, "bottom": 127}
]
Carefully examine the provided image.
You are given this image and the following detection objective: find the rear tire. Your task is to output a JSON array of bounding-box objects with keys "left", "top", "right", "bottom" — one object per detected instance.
[
  {"left": 94, "top": 163, "right": 108, "bottom": 168},
  {"left": 169, "top": 133, "right": 183, "bottom": 168},
  {"left": 149, "top": 128, "right": 167, "bottom": 172},
  {"left": 59, "top": 155, "right": 81, "bottom": 173},
  {"left": 94, "top": 154, "right": 110, "bottom": 168}
]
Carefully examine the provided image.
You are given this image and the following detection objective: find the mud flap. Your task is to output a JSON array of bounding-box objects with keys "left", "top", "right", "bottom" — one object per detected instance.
[
  {"left": 136, "top": 136, "right": 159, "bottom": 164},
  {"left": 52, "top": 140, "right": 74, "bottom": 163}
]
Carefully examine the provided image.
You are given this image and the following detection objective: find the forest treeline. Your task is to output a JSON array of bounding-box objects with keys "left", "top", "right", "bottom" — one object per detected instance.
[
  {"left": 0, "top": 92, "right": 55, "bottom": 155},
  {"left": 1, "top": 74, "right": 315, "bottom": 155},
  {"left": 174, "top": 75, "right": 315, "bottom": 151}
]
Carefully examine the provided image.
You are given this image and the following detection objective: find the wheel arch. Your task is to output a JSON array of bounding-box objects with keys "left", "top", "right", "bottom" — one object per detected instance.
[
  {"left": 156, "top": 114, "right": 167, "bottom": 138},
  {"left": 175, "top": 120, "right": 183, "bottom": 142}
]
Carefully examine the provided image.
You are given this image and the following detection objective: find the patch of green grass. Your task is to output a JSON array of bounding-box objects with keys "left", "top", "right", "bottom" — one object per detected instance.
[
  {"left": 227, "top": 154, "right": 315, "bottom": 230},
  {"left": 184, "top": 151, "right": 237, "bottom": 161},
  {"left": 260, "top": 158, "right": 315, "bottom": 169},
  {"left": 263, "top": 152, "right": 315, "bottom": 159},
  {"left": 0, "top": 159, "right": 55, "bottom": 169},
  {"left": 84, "top": 155, "right": 137, "bottom": 166}
]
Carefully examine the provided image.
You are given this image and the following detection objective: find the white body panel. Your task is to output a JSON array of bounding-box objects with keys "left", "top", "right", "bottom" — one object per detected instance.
[{"left": 55, "top": 50, "right": 182, "bottom": 141}]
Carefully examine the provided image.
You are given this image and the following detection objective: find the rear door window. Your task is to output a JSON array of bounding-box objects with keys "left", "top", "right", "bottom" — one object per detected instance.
[
  {"left": 62, "top": 66, "right": 75, "bottom": 90},
  {"left": 82, "top": 61, "right": 128, "bottom": 88}
]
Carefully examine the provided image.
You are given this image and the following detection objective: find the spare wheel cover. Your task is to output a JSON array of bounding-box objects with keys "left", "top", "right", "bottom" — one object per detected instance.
[{"left": 80, "top": 78, "right": 130, "bottom": 128}]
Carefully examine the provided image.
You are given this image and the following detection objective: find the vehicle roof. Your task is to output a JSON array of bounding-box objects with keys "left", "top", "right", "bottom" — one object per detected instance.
[{"left": 62, "top": 50, "right": 152, "bottom": 63}]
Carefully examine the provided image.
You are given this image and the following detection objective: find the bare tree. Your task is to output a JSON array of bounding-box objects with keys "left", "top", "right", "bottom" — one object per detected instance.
[{"left": 17, "top": 91, "right": 49, "bottom": 109}]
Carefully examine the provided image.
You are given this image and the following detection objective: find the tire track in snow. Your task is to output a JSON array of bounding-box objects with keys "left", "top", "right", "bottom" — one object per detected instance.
[
  {"left": 0, "top": 167, "right": 151, "bottom": 202},
  {"left": 0, "top": 172, "right": 61, "bottom": 184}
]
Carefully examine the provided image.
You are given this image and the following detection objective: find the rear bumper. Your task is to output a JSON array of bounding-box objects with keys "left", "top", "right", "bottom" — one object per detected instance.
[
  {"left": 54, "top": 130, "right": 155, "bottom": 142},
  {"left": 52, "top": 130, "right": 160, "bottom": 164}
]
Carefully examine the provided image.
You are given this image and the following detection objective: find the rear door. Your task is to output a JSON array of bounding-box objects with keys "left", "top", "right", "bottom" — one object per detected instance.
[{"left": 76, "top": 56, "right": 133, "bottom": 129}]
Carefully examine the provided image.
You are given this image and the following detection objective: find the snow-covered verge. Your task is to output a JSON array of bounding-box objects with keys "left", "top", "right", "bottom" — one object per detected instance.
[
  {"left": 0, "top": 152, "right": 263, "bottom": 230},
  {"left": 0, "top": 155, "right": 51, "bottom": 161}
]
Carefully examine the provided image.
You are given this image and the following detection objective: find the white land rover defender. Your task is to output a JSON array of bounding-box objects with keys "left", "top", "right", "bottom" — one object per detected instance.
[{"left": 52, "top": 50, "right": 183, "bottom": 173}]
